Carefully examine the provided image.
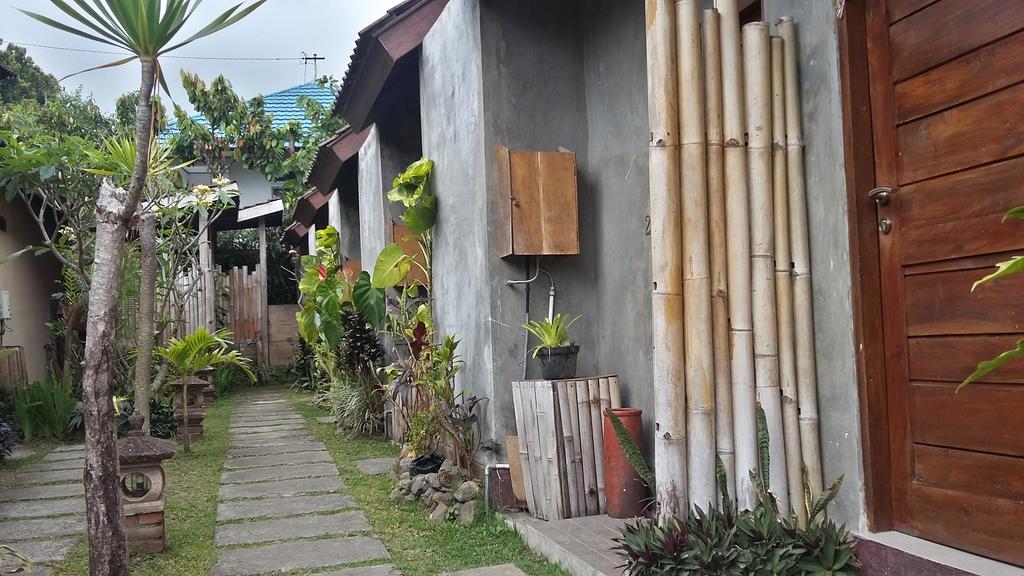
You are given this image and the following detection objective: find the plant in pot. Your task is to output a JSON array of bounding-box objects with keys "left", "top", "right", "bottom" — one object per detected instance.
[{"left": 523, "top": 314, "right": 581, "bottom": 380}]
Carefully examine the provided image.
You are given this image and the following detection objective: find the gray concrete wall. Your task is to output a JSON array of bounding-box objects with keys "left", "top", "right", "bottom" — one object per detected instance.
[
  {"left": 358, "top": 126, "right": 387, "bottom": 269},
  {"left": 419, "top": 0, "right": 496, "bottom": 442},
  {"left": 761, "top": 0, "right": 865, "bottom": 530}
]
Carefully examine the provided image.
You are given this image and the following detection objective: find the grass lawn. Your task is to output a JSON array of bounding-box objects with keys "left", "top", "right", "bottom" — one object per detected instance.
[
  {"left": 55, "top": 394, "right": 234, "bottom": 576},
  {"left": 287, "top": 392, "right": 568, "bottom": 576}
]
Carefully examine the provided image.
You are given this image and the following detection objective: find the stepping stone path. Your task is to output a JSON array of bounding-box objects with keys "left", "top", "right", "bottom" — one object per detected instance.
[
  {"left": 213, "top": 391, "right": 397, "bottom": 576},
  {"left": 0, "top": 443, "right": 87, "bottom": 574}
]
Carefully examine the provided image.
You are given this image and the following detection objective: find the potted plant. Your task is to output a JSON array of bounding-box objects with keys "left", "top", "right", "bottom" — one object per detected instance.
[{"left": 523, "top": 314, "right": 581, "bottom": 380}]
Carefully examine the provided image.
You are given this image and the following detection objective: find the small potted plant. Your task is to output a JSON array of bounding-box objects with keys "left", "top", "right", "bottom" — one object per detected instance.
[{"left": 523, "top": 314, "right": 580, "bottom": 380}]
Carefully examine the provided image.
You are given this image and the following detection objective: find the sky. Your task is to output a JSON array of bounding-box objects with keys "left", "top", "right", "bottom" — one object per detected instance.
[{"left": 0, "top": 0, "right": 398, "bottom": 113}]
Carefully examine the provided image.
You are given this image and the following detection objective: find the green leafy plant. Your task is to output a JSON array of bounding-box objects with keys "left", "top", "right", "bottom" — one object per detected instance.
[
  {"left": 962, "top": 205, "right": 1024, "bottom": 389},
  {"left": 522, "top": 314, "right": 580, "bottom": 357},
  {"left": 155, "top": 327, "right": 253, "bottom": 453},
  {"left": 0, "top": 420, "right": 16, "bottom": 462},
  {"left": 387, "top": 158, "right": 437, "bottom": 234},
  {"left": 10, "top": 375, "right": 76, "bottom": 442}
]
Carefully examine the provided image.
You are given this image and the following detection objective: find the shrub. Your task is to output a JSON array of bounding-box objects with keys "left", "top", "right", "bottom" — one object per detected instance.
[
  {"left": 11, "top": 376, "right": 76, "bottom": 442},
  {"left": 212, "top": 363, "right": 252, "bottom": 398},
  {"left": 0, "top": 419, "right": 16, "bottom": 462}
]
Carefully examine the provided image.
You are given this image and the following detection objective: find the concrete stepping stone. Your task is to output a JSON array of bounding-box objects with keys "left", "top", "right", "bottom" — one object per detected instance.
[
  {"left": 214, "top": 510, "right": 370, "bottom": 547},
  {"left": 228, "top": 430, "right": 314, "bottom": 444},
  {"left": 211, "top": 536, "right": 389, "bottom": 576},
  {"left": 224, "top": 450, "right": 332, "bottom": 470},
  {"left": 228, "top": 417, "right": 304, "bottom": 429},
  {"left": 227, "top": 440, "right": 326, "bottom": 458},
  {"left": 230, "top": 412, "right": 298, "bottom": 421},
  {"left": 25, "top": 459, "right": 84, "bottom": 473},
  {"left": 228, "top": 423, "right": 308, "bottom": 436},
  {"left": 355, "top": 458, "right": 396, "bottom": 476},
  {"left": 40, "top": 451, "right": 85, "bottom": 463},
  {"left": 219, "top": 475, "right": 344, "bottom": 500},
  {"left": 0, "top": 496, "right": 85, "bottom": 519},
  {"left": 12, "top": 537, "right": 76, "bottom": 564},
  {"left": 51, "top": 444, "right": 85, "bottom": 453},
  {"left": 0, "top": 516, "right": 86, "bottom": 541},
  {"left": 0, "top": 483, "right": 84, "bottom": 502},
  {"left": 217, "top": 493, "right": 356, "bottom": 522},
  {"left": 221, "top": 463, "right": 339, "bottom": 484},
  {"left": 316, "top": 416, "right": 336, "bottom": 424},
  {"left": 442, "top": 565, "right": 528, "bottom": 576},
  {"left": 318, "top": 566, "right": 401, "bottom": 576},
  {"left": 11, "top": 468, "right": 83, "bottom": 486}
]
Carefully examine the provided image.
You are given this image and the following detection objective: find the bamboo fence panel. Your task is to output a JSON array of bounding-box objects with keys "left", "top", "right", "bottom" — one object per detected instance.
[
  {"left": 557, "top": 380, "right": 581, "bottom": 517},
  {"left": 576, "top": 379, "right": 599, "bottom": 515},
  {"left": 588, "top": 378, "right": 606, "bottom": 513}
]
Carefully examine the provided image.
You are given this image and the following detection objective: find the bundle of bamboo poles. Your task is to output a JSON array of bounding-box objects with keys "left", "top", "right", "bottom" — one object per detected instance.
[{"left": 644, "top": 0, "right": 823, "bottom": 522}]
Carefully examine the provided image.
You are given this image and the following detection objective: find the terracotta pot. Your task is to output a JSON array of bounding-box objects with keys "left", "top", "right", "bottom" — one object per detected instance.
[{"left": 602, "top": 408, "right": 647, "bottom": 518}]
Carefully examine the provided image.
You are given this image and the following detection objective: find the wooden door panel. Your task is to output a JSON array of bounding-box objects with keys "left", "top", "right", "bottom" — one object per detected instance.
[
  {"left": 894, "top": 30, "right": 1024, "bottom": 124},
  {"left": 914, "top": 444, "right": 1024, "bottom": 501},
  {"left": 868, "top": 0, "right": 1024, "bottom": 563},
  {"left": 903, "top": 485, "right": 1024, "bottom": 564},
  {"left": 889, "top": 0, "right": 1024, "bottom": 82},
  {"left": 896, "top": 82, "right": 1024, "bottom": 185},
  {"left": 909, "top": 335, "right": 1024, "bottom": 384},
  {"left": 904, "top": 268, "right": 1024, "bottom": 336},
  {"left": 910, "top": 382, "right": 1024, "bottom": 457}
]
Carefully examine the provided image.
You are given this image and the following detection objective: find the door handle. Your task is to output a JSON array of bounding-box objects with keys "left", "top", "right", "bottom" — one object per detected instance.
[{"left": 868, "top": 186, "right": 892, "bottom": 206}]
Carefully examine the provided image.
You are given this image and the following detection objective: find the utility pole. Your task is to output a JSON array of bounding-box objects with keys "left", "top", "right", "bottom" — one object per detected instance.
[{"left": 301, "top": 52, "right": 325, "bottom": 80}]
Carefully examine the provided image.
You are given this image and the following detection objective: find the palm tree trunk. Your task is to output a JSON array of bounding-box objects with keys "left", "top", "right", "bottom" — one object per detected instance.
[
  {"left": 135, "top": 211, "right": 157, "bottom": 434},
  {"left": 80, "top": 56, "right": 156, "bottom": 576},
  {"left": 81, "top": 180, "right": 131, "bottom": 576}
]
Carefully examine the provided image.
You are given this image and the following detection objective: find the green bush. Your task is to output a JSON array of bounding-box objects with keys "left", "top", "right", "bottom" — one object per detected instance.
[
  {"left": 212, "top": 363, "right": 252, "bottom": 398},
  {"left": 10, "top": 376, "right": 76, "bottom": 442}
]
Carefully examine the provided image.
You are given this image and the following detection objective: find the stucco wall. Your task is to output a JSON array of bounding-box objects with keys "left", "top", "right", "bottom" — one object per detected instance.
[
  {"left": 358, "top": 126, "right": 387, "bottom": 269},
  {"left": 182, "top": 165, "right": 280, "bottom": 208},
  {"left": 0, "top": 198, "right": 60, "bottom": 384}
]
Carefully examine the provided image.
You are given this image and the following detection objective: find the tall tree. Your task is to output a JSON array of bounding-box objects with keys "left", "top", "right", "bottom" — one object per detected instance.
[
  {"left": 0, "top": 40, "right": 60, "bottom": 103},
  {"left": 114, "top": 90, "right": 166, "bottom": 137},
  {"left": 20, "top": 2, "right": 268, "bottom": 574}
]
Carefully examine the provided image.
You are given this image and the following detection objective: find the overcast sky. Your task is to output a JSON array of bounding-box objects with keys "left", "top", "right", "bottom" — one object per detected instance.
[{"left": 0, "top": 0, "right": 397, "bottom": 113}]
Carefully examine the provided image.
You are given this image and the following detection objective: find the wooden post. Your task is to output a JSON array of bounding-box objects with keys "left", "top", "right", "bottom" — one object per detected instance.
[
  {"left": 258, "top": 218, "right": 269, "bottom": 369},
  {"left": 198, "top": 211, "right": 215, "bottom": 332}
]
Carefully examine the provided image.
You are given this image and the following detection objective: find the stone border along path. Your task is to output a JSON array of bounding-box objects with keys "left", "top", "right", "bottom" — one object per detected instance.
[
  {"left": 0, "top": 443, "right": 87, "bottom": 575},
  {"left": 213, "top": 390, "right": 399, "bottom": 576}
]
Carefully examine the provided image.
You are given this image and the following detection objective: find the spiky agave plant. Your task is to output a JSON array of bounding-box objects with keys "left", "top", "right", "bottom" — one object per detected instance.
[
  {"left": 156, "top": 327, "right": 253, "bottom": 454},
  {"left": 522, "top": 313, "right": 580, "bottom": 357}
]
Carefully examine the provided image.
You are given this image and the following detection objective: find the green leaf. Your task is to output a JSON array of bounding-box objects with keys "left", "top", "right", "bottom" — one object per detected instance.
[
  {"left": 972, "top": 255, "right": 1024, "bottom": 291},
  {"left": 353, "top": 271, "right": 385, "bottom": 326},
  {"left": 38, "top": 165, "right": 56, "bottom": 180},
  {"left": 1003, "top": 205, "right": 1024, "bottom": 221},
  {"left": 371, "top": 243, "right": 411, "bottom": 289},
  {"left": 960, "top": 337, "right": 1024, "bottom": 390},
  {"left": 402, "top": 194, "right": 437, "bottom": 234},
  {"left": 296, "top": 305, "right": 317, "bottom": 344}
]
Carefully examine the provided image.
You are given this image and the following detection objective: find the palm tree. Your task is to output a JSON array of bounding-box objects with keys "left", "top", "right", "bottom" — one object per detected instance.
[
  {"left": 156, "top": 328, "right": 254, "bottom": 454},
  {"left": 20, "top": 2, "right": 266, "bottom": 574}
]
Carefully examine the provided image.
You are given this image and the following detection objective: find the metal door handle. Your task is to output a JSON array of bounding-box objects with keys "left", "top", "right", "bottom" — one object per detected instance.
[{"left": 868, "top": 186, "right": 892, "bottom": 206}]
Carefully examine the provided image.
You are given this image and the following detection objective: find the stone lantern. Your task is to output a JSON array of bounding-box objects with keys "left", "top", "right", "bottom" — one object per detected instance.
[
  {"left": 198, "top": 366, "right": 216, "bottom": 408},
  {"left": 117, "top": 410, "right": 176, "bottom": 555},
  {"left": 171, "top": 375, "right": 207, "bottom": 439}
]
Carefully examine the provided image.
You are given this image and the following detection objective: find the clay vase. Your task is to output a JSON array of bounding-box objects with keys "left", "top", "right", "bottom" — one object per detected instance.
[{"left": 602, "top": 408, "right": 647, "bottom": 518}]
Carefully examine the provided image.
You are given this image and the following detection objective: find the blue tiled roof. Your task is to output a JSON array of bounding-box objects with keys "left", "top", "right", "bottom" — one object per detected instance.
[{"left": 161, "top": 82, "right": 336, "bottom": 141}]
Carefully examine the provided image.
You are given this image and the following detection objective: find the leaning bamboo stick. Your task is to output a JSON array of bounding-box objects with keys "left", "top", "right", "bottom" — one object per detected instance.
[
  {"left": 703, "top": 7, "right": 735, "bottom": 503},
  {"left": 779, "top": 16, "right": 823, "bottom": 501},
  {"left": 716, "top": 0, "right": 758, "bottom": 511},
  {"left": 557, "top": 381, "right": 580, "bottom": 517},
  {"left": 646, "top": 0, "right": 688, "bottom": 519},
  {"left": 744, "top": 21, "right": 789, "bottom": 516},
  {"left": 677, "top": 0, "right": 716, "bottom": 512},
  {"left": 566, "top": 381, "right": 586, "bottom": 512},
  {"left": 772, "top": 35, "right": 805, "bottom": 525},
  {"left": 576, "top": 380, "right": 599, "bottom": 515}
]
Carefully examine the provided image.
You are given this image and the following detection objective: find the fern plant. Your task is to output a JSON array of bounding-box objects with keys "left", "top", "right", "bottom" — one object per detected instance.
[{"left": 522, "top": 314, "right": 580, "bottom": 357}]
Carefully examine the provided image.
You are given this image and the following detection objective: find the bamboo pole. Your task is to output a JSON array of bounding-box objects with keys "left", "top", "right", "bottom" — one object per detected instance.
[
  {"left": 676, "top": 0, "right": 716, "bottom": 512},
  {"left": 588, "top": 379, "right": 607, "bottom": 513},
  {"left": 557, "top": 381, "right": 580, "bottom": 517},
  {"left": 716, "top": 0, "right": 758, "bottom": 511},
  {"left": 779, "top": 17, "right": 823, "bottom": 500},
  {"left": 703, "top": 7, "right": 735, "bottom": 503},
  {"left": 744, "top": 21, "right": 789, "bottom": 515},
  {"left": 771, "top": 35, "right": 805, "bottom": 525},
  {"left": 646, "top": 0, "right": 688, "bottom": 518},
  {"left": 576, "top": 380, "right": 599, "bottom": 515}
]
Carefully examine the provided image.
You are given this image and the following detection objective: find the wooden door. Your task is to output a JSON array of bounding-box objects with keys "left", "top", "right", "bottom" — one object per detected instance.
[{"left": 866, "top": 0, "right": 1024, "bottom": 565}]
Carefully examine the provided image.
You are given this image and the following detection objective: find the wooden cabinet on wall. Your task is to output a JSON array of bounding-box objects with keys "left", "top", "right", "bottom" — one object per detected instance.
[{"left": 497, "top": 145, "right": 580, "bottom": 257}]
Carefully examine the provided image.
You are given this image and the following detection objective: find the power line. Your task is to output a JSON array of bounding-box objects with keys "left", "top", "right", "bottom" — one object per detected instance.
[{"left": 5, "top": 41, "right": 310, "bottom": 62}]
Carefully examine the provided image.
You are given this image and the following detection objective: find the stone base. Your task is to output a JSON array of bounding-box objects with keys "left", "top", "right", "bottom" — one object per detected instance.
[
  {"left": 177, "top": 425, "right": 204, "bottom": 440},
  {"left": 125, "top": 510, "right": 165, "bottom": 555}
]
